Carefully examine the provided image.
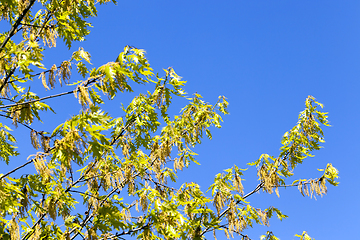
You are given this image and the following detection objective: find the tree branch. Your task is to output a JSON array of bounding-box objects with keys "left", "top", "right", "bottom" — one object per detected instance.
[
  {"left": 69, "top": 171, "right": 143, "bottom": 240},
  {"left": 116, "top": 222, "right": 150, "bottom": 237},
  {"left": 0, "top": 113, "right": 36, "bottom": 131},
  {"left": 0, "top": 159, "right": 34, "bottom": 181},
  {"left": 0, "top": 97, "right": 17, "bottom": 103},
  {"left": 22, "top": 118, "right": 135, "bottom": 240},
  {"left": 0, "top": 90, "right": 73, "bottom": 109},
  {"left": 0, "top": 149, "right": 53, "bottom": 182},
  {"left": 143, "top": 175, "right": 178, "bottom": 192},
  {"left": 0, "top": 0, "right": 36, "bottom": 54},
  {"left": 67, "top": 190, "right": 103, "bottom": 201},
  {"left": 217, "top": 224, "right": 252, "bottom": 240},
  {"left": 0, "top": 77, "right": 98, "bottom": 109},
  {"left": 9, "top": 62, "right": 64, "bottom": 84},
  {"left": 200, "top": 152, "right": 290, "bottom": 236},
  {"left": 69, "top": 117, "right": 153, "bottom": 239},
  {"left": 0, "top": 0, "right": 37, "bottom": 95},
  {"left": 20, "top": 23, "right": 56, "bottom": 29},
  {"left": 0, "top": 6, "right": 54, "bottom": 94}
]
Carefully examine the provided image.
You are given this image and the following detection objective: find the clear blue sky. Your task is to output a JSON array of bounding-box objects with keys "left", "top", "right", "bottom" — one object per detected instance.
[{"left": 2, "top": 1, "right": 360, "bottom": 239}]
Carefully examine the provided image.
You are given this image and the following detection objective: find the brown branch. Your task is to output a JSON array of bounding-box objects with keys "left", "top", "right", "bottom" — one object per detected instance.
[
  {"left": 0, "top": 90, "right": 73, "bottom": 109},
  {"left": 68, "top": 120, "right": 138, "bottom": 239},
  {"left": 22, "top": 165, "right": 93, "bottom": 240},
  {"left": 0, "top": 77, "right": 98, "bottom": 109},
  {"left": 2, "top": 109, "right": 131, "bottom": 185},
  {"left": 0, "top": 67, "right": 17, "bottom": 93},
  {"left": 20, "top": 23, "right": 55, "bottom": 29},
  {"left": 0, "top": 97, "right": 17, "bottom": 103},
  {"left": 69, "top": 117, "right": 155, "bottom": 239},
  {"left": 143, "top": 176, "right": 178, "bottom": 192},
  {"left": 0, "top": 113, "right": 35, "bottom": 131},
  {"left": 22, "top": 89, "right": 161, "bottom": 239},
  {"left": 99, "top": 234, "right": 126, "bottom": 240},
  {"left": 9, "top": 63, "right": 63, "bottom": 83},
  {"left": 115, "top": 222, "right": 150, "bottom": 237},
  {"left": 0, "top": 159, "right": 34, "bottom": 181},
  {"left": 96, "top": 223, "right": 150, "bottom": 240},
  {"left": 0, "top": 150, "right": 53, "bottom": 181},
  {"left": 71, "top": 150, "right": 171, "bottom": 239},
  {"left": 0, "top": 114, "right": 52, "bottom": 182}
]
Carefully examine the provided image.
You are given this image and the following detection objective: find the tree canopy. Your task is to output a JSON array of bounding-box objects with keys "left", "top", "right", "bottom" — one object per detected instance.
[{"left": 0, "top": 1, "right": 339, "bottom": 240}]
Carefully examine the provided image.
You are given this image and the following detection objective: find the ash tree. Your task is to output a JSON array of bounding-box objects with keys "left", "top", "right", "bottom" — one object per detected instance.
[{"left": 0, "top": 1, "right": 339, "bottom": 240}]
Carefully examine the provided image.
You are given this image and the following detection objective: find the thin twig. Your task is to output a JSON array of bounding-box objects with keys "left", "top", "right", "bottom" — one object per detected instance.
[
  {"left": 0, "top": 113, "right": 35, "bottom": 131},
  {"left": 0, "top": 90, "right": 74, "bottom": 109},
  {"left": 143, "top": 176, "right": 178, "bottom": 192},
  {"left": 0, "top": 97, "right": 17, "bottom": 103},
  {"left": 0, "top": 159, "right": 34, "bottom": 181},
  {"left": 0, "top": 150, "right": 52, "bottom": 181},
  {"left": 67, "top": 190, "right": 103, "bottom": 201},
  {"left": 217, "top": 224, "right": 252, "bottom": 240},
  {"left": 69, "top": 117, "right": 154, "bottom": 239},
  {"left": 115, "top": 223, "right": 150, "bottom": 237},
  {"left": 68, "top": 120, "right": 137, "bottom": 239},
  {"left": 0, "top": 77, "right": 97, "bottom": 109},
  {"left": 20, "top": 23, "right": 55, "bottom": 29},
  {"left": 200, "top": 152, "right": 290, "bottom": 236},
  {"left": 9, "top": 63, "right": 62, "bottom": 83}
]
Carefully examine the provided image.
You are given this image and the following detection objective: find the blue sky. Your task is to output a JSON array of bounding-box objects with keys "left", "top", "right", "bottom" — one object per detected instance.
[{"left": 2, "top": 0, "right": 360, "bottom": 239}]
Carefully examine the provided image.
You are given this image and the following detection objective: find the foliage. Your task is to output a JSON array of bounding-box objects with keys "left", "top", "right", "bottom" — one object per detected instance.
[{"left": 0, "top": 1, "right": 338, "bottom": 239}]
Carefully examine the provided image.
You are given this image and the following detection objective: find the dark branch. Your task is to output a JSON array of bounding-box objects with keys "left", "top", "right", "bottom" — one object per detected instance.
[
  {"left": 0, "top": 6, "right": 54, "bottom": 95},
  {"left": 0, "top": 90, "right": 74, "bottom": 109},
  {"left": 200, "top": 152, "right": 290, "bottom": 236},
  {"left": 0, "top": 77, "right": 98, "bottom": 110},
  {"left": 0, "top": 159, "right": 34, "bottom": 181},
  {"left": 0, "top": 0, "right": 37, "bottom": 53},
  {"left": 69, "top": 181, "right": 126, "bottom": 239},
  {"left": 116, "top": 223, "right": 150, "bottom": 237},
  {"left": 0, "top": 113, "right": 36, "bottom": 131},
  {"left": 20, "top": 23, "right": 55, "bottom": 29},
  {"left": 143, "top": 176, "right": 178, "bottom": 192},
  {"left": 0, "top": 97, "right": 17, "bottom": 103},
  {"left": 0, "top": 0, "right": 37, "bottom": 94},
  {"left": 9, "top": 63, "right": 62, "bottom": 84},
  {"left": 0, "top": 150, "right": 53, "bottom": 181},
  {"left": 220, "top": 224, "right": 252, "bottom": 240},
  {"left": 67, "top": 190, "right": 103, "bottom": 201}
]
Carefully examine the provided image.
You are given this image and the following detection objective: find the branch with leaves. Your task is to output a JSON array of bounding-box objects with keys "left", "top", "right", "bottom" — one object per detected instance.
[{"left": 0, "top": 1, "right": 338, "bottom": 240}]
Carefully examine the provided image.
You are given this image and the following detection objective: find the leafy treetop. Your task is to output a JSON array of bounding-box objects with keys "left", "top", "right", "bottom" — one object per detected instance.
[{"left": 0, "top": 1, "right": 338, "bottom": 240}]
